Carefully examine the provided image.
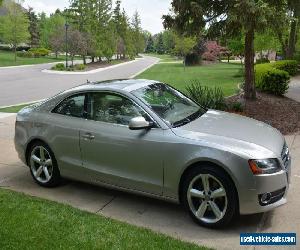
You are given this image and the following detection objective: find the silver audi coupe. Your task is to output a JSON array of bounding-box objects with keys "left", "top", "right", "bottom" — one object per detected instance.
[{"left": 15, "top": 79, "right": 291, "bottom": 228}]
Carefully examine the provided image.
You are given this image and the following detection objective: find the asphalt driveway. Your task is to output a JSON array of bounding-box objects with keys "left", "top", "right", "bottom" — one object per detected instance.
[
  {"left": 0, "top": 56, "right": 159, "bottom": 106},
  {"left": 0, "top": 114, "right": 299, "bottom": 250}
]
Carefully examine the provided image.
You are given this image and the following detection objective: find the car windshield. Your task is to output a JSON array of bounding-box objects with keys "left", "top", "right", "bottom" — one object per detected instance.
[{"left": 132, "top": 83, "right": 206, "bottom": 127}]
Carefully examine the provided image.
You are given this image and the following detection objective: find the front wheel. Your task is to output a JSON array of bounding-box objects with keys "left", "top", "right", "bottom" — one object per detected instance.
[
  {"left": 181, "top": 165, "right": 238, "bottom": 228},
  {"left": 28, "top": 142, "right": 61, "bottom": 187}
]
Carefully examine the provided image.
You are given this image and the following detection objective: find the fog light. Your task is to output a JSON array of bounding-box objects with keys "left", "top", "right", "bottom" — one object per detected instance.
[{"left": 260, "top": 193, "right": 272, "bottom": 204}]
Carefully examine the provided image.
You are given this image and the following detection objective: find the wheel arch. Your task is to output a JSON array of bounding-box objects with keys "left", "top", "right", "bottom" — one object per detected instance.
[
  {"left": 25, "top": 138, "right": 51, "bottom": 166},
  {"left": 178, "top": 160, "right": 239, "bottom": 209}
]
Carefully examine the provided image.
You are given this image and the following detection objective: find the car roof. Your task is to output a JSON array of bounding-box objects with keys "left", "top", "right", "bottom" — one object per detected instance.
[{"left": 66, "top": 79, "right": 159, "bottom": 94}]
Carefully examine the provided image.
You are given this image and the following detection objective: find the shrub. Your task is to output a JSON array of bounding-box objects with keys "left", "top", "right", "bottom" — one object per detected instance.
[
  {"left": 17, "top": 51, "right": 34, "bottom": 58},
  {"left": 229, "top": 102, "right": 244, "bottom": 112},
  {"left": 185, "top": 80, "right": 226, "bottom": 110},
  {"left": 28, "top": 48, "right": 50, "bottom": 57},
  {"left": 74, "top": 64, "right": 86, "bottom": 71},
  {"left": 255, "top": 64, "right": 290, "bottom": 95},
  {"left": 256, "top": 58, "right": 270, "bottom": 64},
  {"left": 185, "top": 53, "right": 201, "bottom": 66},
  {"left": 51, "top": 63, "right": 65, "bottom": 71},
  {"left": 272, "top": 60, "right": 298, "bottom": 76}
]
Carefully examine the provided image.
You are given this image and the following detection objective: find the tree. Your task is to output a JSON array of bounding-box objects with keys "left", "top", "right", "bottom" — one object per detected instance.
[
  {"left": 67, "top": 28, "right": 87, "bottom": 66},
  {"left": 0, "top": 0, "right": 30, "bottom": 61},
  {"left": 155, "top": 33, "right": 164, "bottom": 54},
  {"left": 27, "top": 7, "right": 39, "bottom": 47},
  {"left": 162, "top": 30, "right": 176, "bottom": 54},
  {"left": 286, "top": 0, "right": 300, "bottom": 58},
  {"left": 202, "top": 41, "right": 226, "bottom": 61},
  {"left": 49, "top": 27, "right": 64, "bottom": 58},
  {"left": 145, "top": 35, "right": 155, "bottom": 53},
  {"left": 131, "top": 10, "right": 145, "bottom": 55},
  {"left": 163, "top": 0, "right": 287, "bottom": 100},
  {"left": 227, "top": 36, "right": 245, "bottom": 64},
  {"left": 39, "top": 12, "right": 65, "bottom": 49},
  {"left": 173, "top": 35, "right": 197, "bottom": 61},
  {"left": 254, "top": 31, "right": 280, "bottom": 59}
]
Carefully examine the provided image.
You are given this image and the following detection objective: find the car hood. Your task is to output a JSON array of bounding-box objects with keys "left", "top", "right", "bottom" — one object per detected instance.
[{"left": 172, "top": 110, "right": 284, "bottom": 158}]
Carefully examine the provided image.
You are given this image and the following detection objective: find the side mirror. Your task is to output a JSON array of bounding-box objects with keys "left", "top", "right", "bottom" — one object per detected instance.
[{"left": 129, "top": 116, "right": 153, "bottom": 130}]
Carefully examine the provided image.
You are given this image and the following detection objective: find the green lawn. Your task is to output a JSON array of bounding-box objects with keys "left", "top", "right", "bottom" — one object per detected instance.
[
  {"left": 136, "top": 62, "right": 243, "bottom": 96},
  {"left": 0, "top": 103, "right": 33, "bottom": 113},
  {"left": 0, "top": 189, "right": 210, "bottom": 250},
  {"left": 144, "top": 53, "right": 182, "bottom": 62},
  {"left": 0, "top": 50, "right": 67, "bottom": 67}
]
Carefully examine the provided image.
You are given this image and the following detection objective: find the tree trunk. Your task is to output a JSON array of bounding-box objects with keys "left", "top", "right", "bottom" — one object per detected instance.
[
  {"left": 14, "top": 45, "right": 17, "bottom": 62},
  {"left": 287, "top": 9, "right": 299, "bottom": 59},
  {"left": 244, "top": 27, "right": 256, "bottom": 100},
  {"left": 83, "top": 55, "right": 86, "bottom": 65}
]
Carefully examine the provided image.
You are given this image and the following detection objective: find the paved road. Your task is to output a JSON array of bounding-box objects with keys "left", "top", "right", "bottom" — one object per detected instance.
[
  {"left": 286, "top": 75, "right": 300, "bottom": 103},
  {"left": 0, "top": 114, "right": 299, "bottom": 250},
  {"left": 0, "top": 56, "right": 159, "bottom": 106}
]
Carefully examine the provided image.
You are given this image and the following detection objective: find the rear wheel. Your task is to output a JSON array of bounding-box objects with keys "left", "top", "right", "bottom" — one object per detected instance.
[
  {"left": 28, "top": 142, "right": 61, "bottom": 187},
  {"left": 181, "top": 165, "right": 238, "bottom": 228}
]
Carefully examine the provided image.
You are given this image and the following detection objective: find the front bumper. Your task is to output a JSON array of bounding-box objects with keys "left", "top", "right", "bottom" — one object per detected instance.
[{"left": 239, "top": 157, "right": 291, "bottom": 215}]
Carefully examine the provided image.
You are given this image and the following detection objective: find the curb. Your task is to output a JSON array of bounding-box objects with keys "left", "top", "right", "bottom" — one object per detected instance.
[
  {"left": 0, "top": 100, "right": 43, "bottom": 109},
  {"left": 42, "top": 58, "right": 143, "bottom": 75},
  {"left": 0, "top": 113, "right": 16, "bottom": 119},
  {"left": 0, "top": 61, "right": 64, "bottom": 70},
  {"left": 130, "top": 59, "right": 160, "bottom": 78}
]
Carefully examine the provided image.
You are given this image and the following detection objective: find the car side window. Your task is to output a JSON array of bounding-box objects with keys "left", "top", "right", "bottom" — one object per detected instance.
[
  {"left": 87, "top": 92, "right": 151, "bottom": 126},
  {"left": 53, "top": 94, "right": 86, "bottom": 118}
]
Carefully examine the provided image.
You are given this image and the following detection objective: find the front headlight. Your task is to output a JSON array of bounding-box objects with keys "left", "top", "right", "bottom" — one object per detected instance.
[{"left": 248, "top": 159, "right": 282, "bottom": 175}]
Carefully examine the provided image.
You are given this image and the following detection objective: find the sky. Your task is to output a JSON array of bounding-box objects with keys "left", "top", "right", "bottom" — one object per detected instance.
[{"left": 23, "top": 0, "right": 172, "bottom": 34}]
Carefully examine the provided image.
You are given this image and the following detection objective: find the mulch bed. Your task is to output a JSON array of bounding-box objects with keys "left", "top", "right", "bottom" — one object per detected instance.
[{"left": 226, "top": 92, "right": 300, "bottom": 135}]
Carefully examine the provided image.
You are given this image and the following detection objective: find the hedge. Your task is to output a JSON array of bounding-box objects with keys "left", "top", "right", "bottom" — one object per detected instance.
[
  {"left": 255, "top": 63, "right": 290, "bottom": 95},
  {"left": 272, "top": 60, "right": 298, "bottom": 76},
  {"left": 17, "top": 48, "right": 50, "bottom": 58},
  {"left": 254, "top": 60, "right": 298, "bottom": 95}
]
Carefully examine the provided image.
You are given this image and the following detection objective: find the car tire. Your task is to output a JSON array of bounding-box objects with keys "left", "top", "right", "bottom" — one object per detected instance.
[
  {"left": 181, "top": 165, "right": 238, "bottom": 228},
  {"left": 28, "top": 142, "right": 61, "bottom": 187}
]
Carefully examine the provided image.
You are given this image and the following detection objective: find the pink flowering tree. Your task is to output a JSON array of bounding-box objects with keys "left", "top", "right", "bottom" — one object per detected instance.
[{"left": 202, "top": 41, "right": 229, "bottom": 61}]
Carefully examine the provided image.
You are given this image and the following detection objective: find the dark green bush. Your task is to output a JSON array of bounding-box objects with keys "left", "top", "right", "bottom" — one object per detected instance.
[
  {"left": 51, "top": 63, "right": 65, "bottom": 71},
  {"left": 256, "top": 58, "right": 270, "bottom": 64},
  {"left": 185, "top": 53, "right": 201, "bottom": 66},
  {"left": 255, "top": 64, "right": 289, "bottom": 95},
  {"left": 185, "top": 80, "right": 226, "bottom": 110},
  {"left": 272, "top": 60, "right": 298, "bottom": 76},
  {"left": 228, "top": 102, "right": 244, "bottom": 112}
]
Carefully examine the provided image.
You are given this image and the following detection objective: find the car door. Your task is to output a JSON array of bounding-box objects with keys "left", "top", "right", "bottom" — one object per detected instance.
[
  {"left": 49, "top": 93, "right": 87, "bottom": 179},
  {"left": 79, "top": 91, "right": 165, "bottom": 195}
]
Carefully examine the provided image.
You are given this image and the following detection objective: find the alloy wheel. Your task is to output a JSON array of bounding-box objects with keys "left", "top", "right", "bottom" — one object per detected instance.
[
  {"left": 30, "top": 146, "right": 53, "bottom": 184},
  {"left": 187, "top": 174, "right": 228, "bottom": 224}
]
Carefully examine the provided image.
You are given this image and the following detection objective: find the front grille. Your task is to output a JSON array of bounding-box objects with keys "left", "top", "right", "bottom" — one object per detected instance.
[
  {"left": 281, "top": 143, "right": 290, "bottom": 169},
  {"left": 258, "top": 187, "right": 286, "bottom": 206}
]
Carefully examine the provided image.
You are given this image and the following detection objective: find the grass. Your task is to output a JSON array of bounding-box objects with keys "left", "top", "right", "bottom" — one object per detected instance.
[
  {"left": 0, "top": 50, "right": 69, "bottom": 67},
  {"left": 136, "top": 62, "right": 243, "bottom": 96},
  {"left": 144, "top": 53, "right": 182, "bottom": 62},
  {"left": 0, "top": 189, "right": 210, "bottom": 250},
  {"left": 0, "top": 103, "right": 34, "bottom": 113}
]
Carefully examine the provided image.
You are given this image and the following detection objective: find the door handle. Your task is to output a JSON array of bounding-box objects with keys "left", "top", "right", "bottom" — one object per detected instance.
[{"left": 82, "top": 133, "right": 95, "bottom": 140}]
